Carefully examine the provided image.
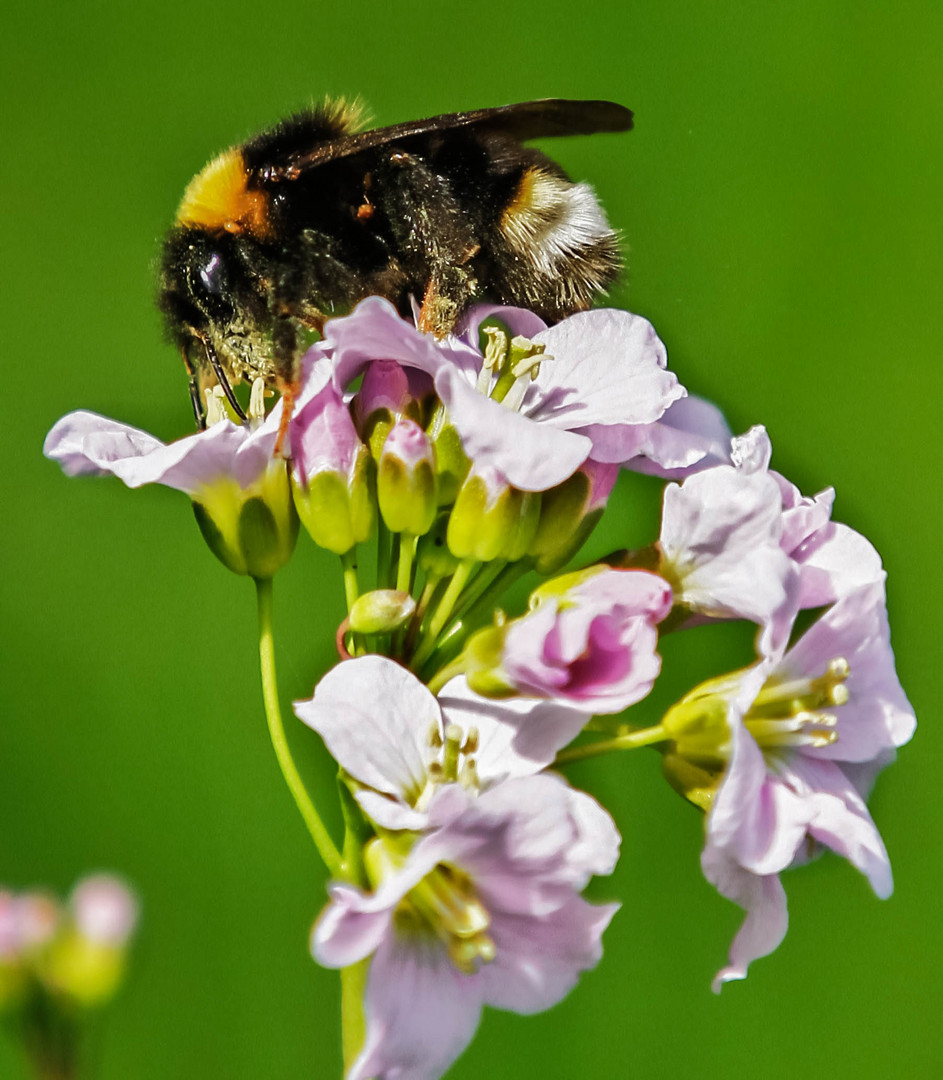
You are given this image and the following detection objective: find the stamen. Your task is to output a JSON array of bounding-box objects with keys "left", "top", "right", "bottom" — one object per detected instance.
[
  {"left": 404, "top": 864, "right": 496, "bottom": 975},
  {"left": 442, "top": 723, "right": 463, "bottom": 781},
  {"left": 459, "top": 758, "right": 479, "bottom": 791},
  {"left": 462, "top": 727, "right": 479, "bottom": 755},
  {"left": 428, "top": 722, "right": 444, "bottom": 749},
  {"left": 477, "top": 326, "right": 509, "bottom": 393},
  {"left": 204, "top": 386, "right": 228, "bottom": 427},
  {"left": 749, "top": 657, "right": 850, "bottom": 718},
  {"left": 745, "top": 708, "right": 840, "bottom": 749},
  {"left": 248, "top": 377, "right": 267, "bottom": 425}
]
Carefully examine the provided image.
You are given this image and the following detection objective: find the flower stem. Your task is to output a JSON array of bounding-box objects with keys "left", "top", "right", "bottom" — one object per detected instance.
[
  {"left": 255, "top": 576, "right": 344, "bottom": 878},
  {"left": 341, "top": 549, "right": 360, "bottom": 612},
  {"left": 426, "top": 656, "right": 469, "bottom": 696},
  {"left": 376, "top": 520, "right": 392, "bottom": 590},
  {"left": 340, "top": 958, "right": 369, "bottom": 1076},
  {"left": 553, "top": 724, "right": 670, "bottom": 766},
  {"left": 396, "top": 533, "right": 418, "bottom": 594},
  {"left": 410, "top": 559, "right": 477, "bottom": 670}
]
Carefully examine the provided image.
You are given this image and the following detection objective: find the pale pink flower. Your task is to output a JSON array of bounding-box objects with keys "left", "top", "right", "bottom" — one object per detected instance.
[
  {"left": 294, "top": 655, "right": 592, "bottom": 832},
  {"left": 657, "top": 459, "right": 797, "bottom": 653},
  {"left": 70, "top": 875, "right": 138, "bottom": 947},
  {"left": 322, "top": 296, "right": 685, "bottom": 491},
  {"left": 481, "top": 568, "right": 673, "bottom": 712},
  {"left": 666, "top": 584, "right": 915, "bottom": 990},
  {"left": 314, "top": 779, "right": 618, "bottom": 1080}
]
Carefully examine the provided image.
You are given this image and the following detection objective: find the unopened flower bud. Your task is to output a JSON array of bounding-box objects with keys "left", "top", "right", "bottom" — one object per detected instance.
[
  {"left": 193, "top": 458, "right": 298, "bottom": 579},
  {"left": 39, "top": 876, "right": 138, "bottom": 1009},
  {"left": 427, "top": 414, "right": 471, "bottom": 505},
  {"left": 349, "top": 589, "right": 417, "bottom": 634},
  {"left": 447, "top": 466, "right": 541, "bottom": 563},
  {"left": 463, "top": 622, "right": 515, "bottom": 698},
  {"left": 291, "top": 384, "right": 376, "bottom": 555},
  {"left": 528, "top": 461, "right": 619, "bottom": 574},
  {"left": 377, "top": 418, "right": 437, "bottom": 536},
  {"left": 355, "top": 361, "right": 429, "bottom": 458}
]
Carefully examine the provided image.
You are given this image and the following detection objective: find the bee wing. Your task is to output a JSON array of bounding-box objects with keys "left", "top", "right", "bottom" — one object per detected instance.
[{"left": 274, "top": 99, "right": 633, "bottom": 177}]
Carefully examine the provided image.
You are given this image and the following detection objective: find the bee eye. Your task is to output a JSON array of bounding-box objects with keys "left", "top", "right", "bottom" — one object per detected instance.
[{"left": 198, "top": 253, "right": 227, "bottom": 296}]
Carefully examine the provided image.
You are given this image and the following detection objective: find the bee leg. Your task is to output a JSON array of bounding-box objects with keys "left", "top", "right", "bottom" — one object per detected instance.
[
  {"left": 379, "top": 152, "right": 480, "bottom": 337},
  {"left": 181, "top": 343, "right": 206, "bottom": 430},
  {"left": 272, "top": 310, "right": 299, "bottom": 458},
  {"left": 198, "top": 334, "right": 248, "bottom": 423}
]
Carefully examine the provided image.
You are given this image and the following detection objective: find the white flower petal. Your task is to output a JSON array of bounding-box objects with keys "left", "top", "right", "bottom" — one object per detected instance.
[
  {"left": 437, "top": 677, "right": 587, "bottom": 784},
  {"left": 295, "top": 657, "right": 440, "bottom": 804}
]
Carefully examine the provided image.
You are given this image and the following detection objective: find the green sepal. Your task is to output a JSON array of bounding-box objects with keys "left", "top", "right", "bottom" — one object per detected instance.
[
  {"left": 338, "top": 771, "right": 374, "bottom": 887},
  {"left": 378, "top": 457, "right": 437, "bottom": 536},
  {"left": 239, "top": 497, "right": 283, "bottom": 579},
  {"left": 447, "top": 476, "right": 541, "bottom": 562},
  {"left": 430, "top": 422, "right": 470, "bottom": 506},
  {"left": 193, "top": 500, "right": 245, "bottom": 574},
  {"left": 661, "top": 751, "right": 721, "bottom": 814},
  {"left": 293, "top": 451, "right": 377, "bottom": 555}
]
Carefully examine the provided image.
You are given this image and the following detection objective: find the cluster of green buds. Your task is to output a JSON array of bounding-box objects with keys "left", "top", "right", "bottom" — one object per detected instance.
[{"left": 285, "top": 351, "right": 620, "bottom": 674}]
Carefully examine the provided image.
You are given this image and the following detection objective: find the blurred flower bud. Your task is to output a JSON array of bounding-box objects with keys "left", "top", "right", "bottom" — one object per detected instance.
[
  {"left": 42, "top": 876, "right": 138, "bottom": 1008},
  {"left": 447, "top": 466, "right": 541, "bottom": 563},
  {"left": 377, "top": 418, "right": 437, "bottom": 536},
  {"left": 291, "top": 383, "right": 376, "bottom": 555},
  {"left": 70, "top": 875, "right": 138, "bottom": 948},
  {"left": 528, "top": 461, "right": 620, "bottom": 574}
]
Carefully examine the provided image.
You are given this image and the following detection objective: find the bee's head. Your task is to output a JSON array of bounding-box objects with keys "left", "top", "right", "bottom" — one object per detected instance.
[{"left": 157, "top": 228, "right": 241, "bottom": 346}]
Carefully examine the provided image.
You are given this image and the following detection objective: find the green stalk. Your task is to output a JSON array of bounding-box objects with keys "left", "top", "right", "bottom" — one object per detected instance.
[
  {"left": 554, "top": 724, "right": 670, "bottom": 766},
  {"left": 255, "top": 577, "right": 344, "bottom": 878},
  {"left": 341, "top": 548, "right": 360, "bottom": 612},
  {"left": 396, "top": 533, "right": 418, "bottom": 594},
  {"left": 340, "top": 958, "right": 370, "bottom": 1075},
  {"left": 410, "top": 559, "right": 477, "bottom": 670}
]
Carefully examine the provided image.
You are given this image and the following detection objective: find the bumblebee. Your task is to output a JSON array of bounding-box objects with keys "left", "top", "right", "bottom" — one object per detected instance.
[{"left": 157, "top": 98, "right": 633, "bottom": 428}]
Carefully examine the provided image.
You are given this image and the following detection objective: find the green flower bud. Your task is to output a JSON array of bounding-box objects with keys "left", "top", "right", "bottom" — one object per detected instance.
[
  {"left": 349, "top": 589, "right": 417, "bottom": 634},
  {"left": 462, "top": 621, "right": 516, "bottom": 698},
  {"left": 528, "top": 461, "right": 619, "bottom": 574},
  {"left": 418, "top": 512, "right": 461, "bottom": 578},
  {"left": 377, "top": 419, "right": 437, "bottom": 536},
  {"left": 447, "top": 468, "right": 541, "bottom": 563},
  {"left": 292, "top": 444, "right": 376, "bottom": 555},
  {"left": 193, "top": 460, "right": 299, "bottom": 579}
]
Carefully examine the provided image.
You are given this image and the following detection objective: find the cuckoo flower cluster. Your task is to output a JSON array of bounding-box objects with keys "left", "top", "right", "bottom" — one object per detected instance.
[
  {"left": 0, "top": 875, "right": 138, "bottom": 1077},
  {"left": 45, "top": 297, "right": 915, "bottom": 1079}
]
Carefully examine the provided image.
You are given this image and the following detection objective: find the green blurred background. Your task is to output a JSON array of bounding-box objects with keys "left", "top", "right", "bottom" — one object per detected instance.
[{"left": 3, "top": 0, "right": 941, "bottom": 1076}]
